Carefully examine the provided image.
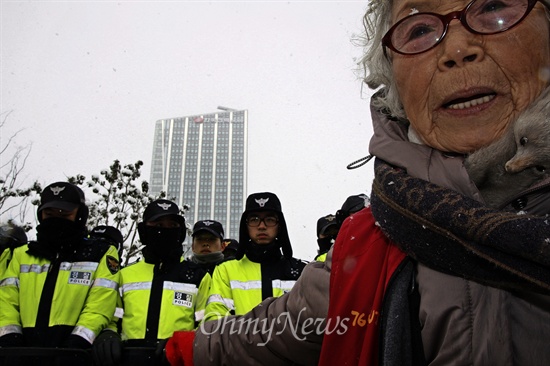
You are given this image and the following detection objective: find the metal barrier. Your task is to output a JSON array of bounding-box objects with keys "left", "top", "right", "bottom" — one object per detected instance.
[
  {"left": 0, "top": 347, "right": 163, "bottom": 366},
  {"left": 0, "top": 347, "right": 92, "bottom": 366}
]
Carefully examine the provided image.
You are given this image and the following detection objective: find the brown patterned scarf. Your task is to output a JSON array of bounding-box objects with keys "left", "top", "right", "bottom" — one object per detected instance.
[{"left": 370, "top": 159, "right": 550, "bottom": 294}]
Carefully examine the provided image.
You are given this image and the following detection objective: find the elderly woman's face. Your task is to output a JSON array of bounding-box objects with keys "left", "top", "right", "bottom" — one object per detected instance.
[{"left": 390, "top": 0, "right": 550, "bottom": 153}]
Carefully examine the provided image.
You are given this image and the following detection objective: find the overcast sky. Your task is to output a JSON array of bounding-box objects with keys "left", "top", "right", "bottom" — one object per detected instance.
[{"left": 1, "top": 0, "right": 376, "bottom": 261}]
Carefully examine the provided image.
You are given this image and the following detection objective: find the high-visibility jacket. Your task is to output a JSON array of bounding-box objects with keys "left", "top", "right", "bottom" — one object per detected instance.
[
  {"left": 0, "top": 240, "right": 120, "bottom": 347},
  {"left": 0, "top": 245, "right": 25, "bottom": 279},
  {"left": 0, "top": 248, "right": 10, "bottom": 279},
  {"left": 119, "top": 259, "right": 208, "bottom": 344},
  {"left": 314, "top": 252, "right": 328, "bottom": 262},
  {"left": 204, "top": 254, "right": 306, "bottom": 321}
]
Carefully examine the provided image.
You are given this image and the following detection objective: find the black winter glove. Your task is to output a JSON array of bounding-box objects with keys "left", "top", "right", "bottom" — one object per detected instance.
[
  {"left": 0, "top": 333, "right": 24, "bottom": 347},
  {"left": 54, "top": 335, "right": 92, "bottom": 366},
  {"left": 63, "top": 334, "right": 92, "bottom": 349},
  {"left": 92, "top": 330, "right": 122, "bottom": 366}
]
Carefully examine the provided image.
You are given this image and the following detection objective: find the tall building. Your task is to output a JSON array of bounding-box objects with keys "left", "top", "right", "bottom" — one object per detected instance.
[{"left": 149, "top": 108, "right": 248, "bottom": 241}]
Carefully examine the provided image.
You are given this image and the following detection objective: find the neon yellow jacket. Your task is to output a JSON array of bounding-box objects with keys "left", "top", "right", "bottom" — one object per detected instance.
[
  {"left": 0, "top": 248, "right": 10, "bottom": 279},
  {"left": 204, "top": 255, "right": 305, "bottom": 321},
  {"left": 0, "top": 241, "right": 119, "bottom": 346},
  {"left": 119, "top": 259, "right": 208, "bottom": 342},
  {"left": 315, "top": 252, "right": 328, "bottom": 262}
]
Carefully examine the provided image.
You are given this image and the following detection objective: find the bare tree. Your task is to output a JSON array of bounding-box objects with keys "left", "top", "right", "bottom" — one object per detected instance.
[
  {"left": 0, "top": 111, "right": 41, "bottom": 230},
  {"left": 67, "top": 159, "right": 189, "bottom": 266},
  {"left": 0, "top": 124, "right": 191, "bottom": 264}
]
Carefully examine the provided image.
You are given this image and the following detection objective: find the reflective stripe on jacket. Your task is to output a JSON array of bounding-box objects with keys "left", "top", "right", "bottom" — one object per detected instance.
[
  {"left": 204, "top": 255, "right": 305, "bottom": 321},
  {"left": 119, "top": 260, "right": 207, "bottom": 341},
  {"left": 0, "top": 242, "right": 119, "bottom": 345}
]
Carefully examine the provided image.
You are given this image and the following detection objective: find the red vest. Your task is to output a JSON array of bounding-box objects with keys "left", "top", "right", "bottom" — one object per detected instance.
[{"left": 319, "top": 207, "right": 406, "bottom": 366}]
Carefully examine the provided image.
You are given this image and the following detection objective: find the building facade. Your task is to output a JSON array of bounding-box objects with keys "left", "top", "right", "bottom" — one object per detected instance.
[{"left": 149, "top": 108, "right": 248, "bottom": 241}]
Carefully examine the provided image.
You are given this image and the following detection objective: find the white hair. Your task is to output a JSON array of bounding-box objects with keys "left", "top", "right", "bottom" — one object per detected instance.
[{"left": 354, "top": 1, "right": 407, "bottom": 120}]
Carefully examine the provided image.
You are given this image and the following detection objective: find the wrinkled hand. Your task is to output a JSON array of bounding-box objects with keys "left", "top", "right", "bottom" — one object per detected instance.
[{"left": 92, "top": 330, "right": 122, "bottom": 366}]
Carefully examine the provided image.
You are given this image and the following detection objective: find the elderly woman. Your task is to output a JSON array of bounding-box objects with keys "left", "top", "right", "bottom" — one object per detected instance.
[{"left": 163, "top": 0, "right": 550, "bottom": 365}]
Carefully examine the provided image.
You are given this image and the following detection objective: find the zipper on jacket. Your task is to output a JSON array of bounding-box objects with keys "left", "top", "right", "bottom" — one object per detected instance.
[
  {"left": 145, "top": 263, "right": 165, "bottom": 343},
  {"left": 36, "top": 253, "right": 61, "bottom": 329}
]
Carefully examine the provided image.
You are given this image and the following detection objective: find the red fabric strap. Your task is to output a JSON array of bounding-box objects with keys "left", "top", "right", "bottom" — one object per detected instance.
[
  {"left": 319, "top": 207, "right": 406, "bottom": 366},
  {"left": 165, "top": 331, "right": 195, "bottom": 366}
]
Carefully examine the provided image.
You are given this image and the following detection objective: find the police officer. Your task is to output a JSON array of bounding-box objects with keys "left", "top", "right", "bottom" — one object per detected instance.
[
  {"left": 314, "top": 214, "right": 339, "bottom": 262},
  {"left": 204, "top": 192, "right": 307, "bottom": 321},
  {"left": 334, "top": 193, "right": 370, "bottom": 228},
  {"left": 90, "top": 225, "right": 124, "bottom": 261},
  {"left": 0, "top": 182, "right": 120, "bottom": 352},
  {"left": 92, "top": 199, "right": 208, "bottom": 366},
  {"left": 313, "top": 194, "right": 369, "bottom": 263},
  {"left": 222, "top": 239, "right": 239, "bottom": 260},
  {"left": 189, "top": 220, "right": 226, "bottom": 275}
]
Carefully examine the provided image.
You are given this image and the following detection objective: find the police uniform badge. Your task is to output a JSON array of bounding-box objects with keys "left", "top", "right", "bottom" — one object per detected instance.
[
  {"left": 173, "top": 292, "right": 193, "bottom": 308},
  {"left": 106, "top": 255, "right": 120, "bottom": 275}
]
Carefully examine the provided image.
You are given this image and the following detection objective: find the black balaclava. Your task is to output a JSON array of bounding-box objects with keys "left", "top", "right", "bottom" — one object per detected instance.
[
  {"left": 138, "top": 199, "right": 186, "bottom": 265},
  {"left": 35, "top": 219, "right": 86, "bottom": 259},
  {"left": 30, "top": 182, "right": 88, "bottom": 259},
  {"left": 317, "top": 236, "right": 335, "bottom": 254},
  {"left": 316, "top": 214, "right": 338, "bottom": 254},
  {"left": 235, "top": 192, "right": 292, "bottom": 261},
  {"left": 90, "top": 225, "right": 124, "bottom": 258}
]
